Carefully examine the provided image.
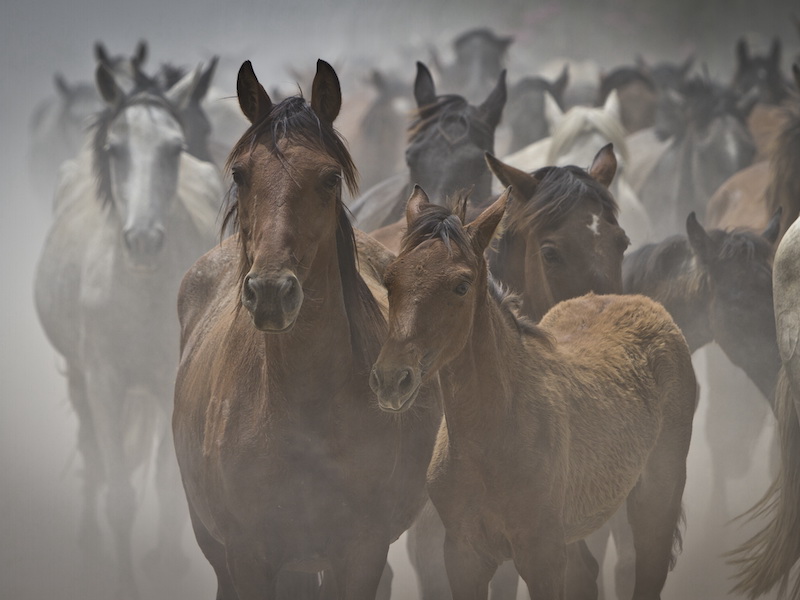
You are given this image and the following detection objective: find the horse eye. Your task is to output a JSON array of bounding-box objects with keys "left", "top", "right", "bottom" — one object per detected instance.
[
  {"left": 541, "top": 245, "right": 561, "bottom": 264},
  {"left": 323, "top": 171, "right": 342, "bottom": 191},
  {"left": 231, "top": 168, "right": 245, "bottom": 187},
  {"left": 454, "top": 281, "right": 470, "bottom": 296}
]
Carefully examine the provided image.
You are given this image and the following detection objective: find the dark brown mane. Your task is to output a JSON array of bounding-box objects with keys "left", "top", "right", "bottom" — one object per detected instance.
[
  {"left": 765, "top": 97, "right": 800, "bottom": 237},
  {"left": 509, "top": 165, "right": 620, "bottom": 236},
  {"left": 91, "top": 90, "right": 182, "bottom": 209}
]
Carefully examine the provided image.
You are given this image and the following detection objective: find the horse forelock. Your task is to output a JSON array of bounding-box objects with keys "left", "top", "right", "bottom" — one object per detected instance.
[
  {"left": 548, "top": 106, "right": 629, "bottom": 166},
  {"left": 408, "top": 95, "right": 492, "bottom": 148},
  {"left": 222, "top": 95, "right": 358, "bottom": 238},
  {"left": 91, "top": 90, "right": 184, "bottom": 209},
  {"left": 400, "top": 203, "right": 472, "bottom": 257},
  {"left": 508, "top": 165, "right": 620, "bottom": 237}
]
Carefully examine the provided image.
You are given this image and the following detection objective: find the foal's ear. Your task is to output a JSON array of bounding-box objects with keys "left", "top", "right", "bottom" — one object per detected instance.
[
  {"left": 763, "top": 207, "right": 782, "bottom": 246},
  {"left": 237, "top": 61, "right": 273, "bottom": 124},
  {"left": 588, "top": 143, "right": 617, "bottom": 188},
  {"left": 686, "top": 212, "right": 716, "bottom": 264},
  {"left": 311, "top": 59, "right": 342, "bottom": 125},
  {"left": 467, "top": 187, "right": 512, "bottom": 252},
  {"left": 414, "top": 62, "right": 437, "bottom": 108},
  {"left": 406, "top": 185, "right": 432, "bottom": 226},
  {"left": 95, "top": 63, "right": 124, "bottom": 106},
  {"left": 478, "top": 69, "right": 507, "bottom": 130},
  {"left": 485, "top": 153, "right": 540, "bottom": 201}
]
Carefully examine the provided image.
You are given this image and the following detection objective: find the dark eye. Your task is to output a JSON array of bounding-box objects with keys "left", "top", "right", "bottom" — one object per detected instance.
[
  {"left": 454, "top": 281, "right": 470, "bottom": 296},
  {"left": 322, "top": 171, "right": 342, "bottom": 191},
  {"left": 231, "top": 167, "right": 245, "bottom": 187},
  {"left": 541, "top": 245, "right": 561, "bottom": 264}
]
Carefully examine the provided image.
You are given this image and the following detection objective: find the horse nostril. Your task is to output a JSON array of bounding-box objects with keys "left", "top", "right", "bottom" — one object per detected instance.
[
  {"left": 242, "top": 275, "right": 258, "bottom": 309},
  {"left": 397, "top": 369, "right": 413, "bottom": 393},
  {"left": 280, "top": 277, "right": 301, "bottom": 311},
  {"left": 369, "top": 367, "right": 382, "bottom": 394}
]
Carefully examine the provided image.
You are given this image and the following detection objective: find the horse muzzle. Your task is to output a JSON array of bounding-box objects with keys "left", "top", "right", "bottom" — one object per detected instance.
[
  {"left": 369, "top": 364, "right": 422, "bottom": 413},
  {"left": 122, "top": 225, "right": 165, "bottom": 267},
  {"left": 241, "top": 271, "right": 303, "bottom": 332}
]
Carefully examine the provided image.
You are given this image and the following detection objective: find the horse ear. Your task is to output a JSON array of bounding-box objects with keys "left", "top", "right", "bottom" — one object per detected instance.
[
  {"left": 603, "top": 89, "right": 622, "bottom": 122},
  {"left": 686, "top": 212, "right": 716, "bottom": 264},
  {"left": 467, "top": 186, "right": 512, "bottom": 252},
  {"left": 485, "top": 153, "right": 540, "bottom": 201},
  {"left": 588, "top": 143, "right": 617, "bottom": 188},
  {"left": 768, "top": 37, "right": 781, "bottom": 68},
  {"left": 478, "top": 69, "right": 507, "bottom": 130},
  {"left": 763, "top": 207, "right": 782, "bottom": 246},
  {"left": 552, "top": 65, "right": 569, "bottom": 104},
  {"left": 406, "top": 185, "right": 432, "bottom": 226},
  {"left": 311, "top": 59, "right": 342, "bottom": 125},
  {"left": 543, "top": 90, "right": 563, "bottom": 133},
  {"left": 94, "top": 41, "right": 110, "bottom": 66},
  {"left": 192, "top": 56, "right": 218, "bottom": 104},
  {"left": 133, "top": 40, "right": 148, "bottom": 68},
  {"left": 237, "top": 60, "right": 273, "bottom": 124},
  {"left": 166, "top": 64, "right": 203, "bottom": 110},
  {"left": 735, "top": 38, "right": 750, "bottom": 68},
  {"left": 414, "top": 62, "right": 437, "bottom": 108},
  {"left": 95, "top": 63, "right": 123, "bottom": 106},
  {"left": 54, "top": 73, "right": 71, "bottom": 99}
]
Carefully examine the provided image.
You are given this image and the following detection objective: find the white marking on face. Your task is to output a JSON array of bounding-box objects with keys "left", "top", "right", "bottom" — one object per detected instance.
[{"left": 588, "top": 213, "right": 601, "bottom": 236}]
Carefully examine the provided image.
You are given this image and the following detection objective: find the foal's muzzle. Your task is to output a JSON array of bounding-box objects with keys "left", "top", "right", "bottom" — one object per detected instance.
[
  {"left": 369, "top": 364, "right": 422, "bottom": 413},
  {"left": 241, "top": 271, "right": 303, "bottom": 332}
]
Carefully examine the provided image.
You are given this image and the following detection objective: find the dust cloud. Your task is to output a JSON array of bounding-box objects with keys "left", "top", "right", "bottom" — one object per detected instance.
[{"left": 1, "top": 1, "right": 797, "bottom": 599}]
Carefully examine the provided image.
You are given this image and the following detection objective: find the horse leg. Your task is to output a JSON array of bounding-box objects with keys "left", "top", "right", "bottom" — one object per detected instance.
[
  {"left": 407, "top": 500, "right": 452, "bottom": 599},
  {"left": 225, "top": 541, "right": 280, "bottom": 600},
  {"left": 444, "top": 533, "right": 497, "bottom": 600},
  {"left": 490, "top": 560, "right": 521, "bottom": 600},
  {"left": 85, "top": 366, "right": 139, "bottom": 600},
  {"left": 326, "top": 532, "right": 390, "bottom": 600},
  {"left": 144, "top": 424, "right": 190, "bottom": 577},
  {"left": 513, "top": 529, "right": 567, "bottom": 600},
  {"left": 565, "top": 540, "right": 599, "bottom": 600},
  {"left": 627, "top": 433, "right": 690, "bottom": 600},
  {"left": 606, "top": 506, "right": 636, "bottom": 600},
  {"left": 186, "top": 502, "right": 238, "bottom": 600},
  {"left": 583, "top": 523, "right": 610, "bottom": 600}
]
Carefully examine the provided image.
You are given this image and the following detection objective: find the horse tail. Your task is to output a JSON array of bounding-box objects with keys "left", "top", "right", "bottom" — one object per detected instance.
[{"left": 728, "top": 366, "right": 800, "bottom": 599}]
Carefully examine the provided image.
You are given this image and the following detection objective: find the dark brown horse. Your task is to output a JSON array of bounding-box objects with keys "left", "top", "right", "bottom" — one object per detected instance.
[
  {"left": 172, "top": 60, "right": 441, "bottom": 599},
  {"left": 371, "top": 186, "right": 697, "bottom": 600}
]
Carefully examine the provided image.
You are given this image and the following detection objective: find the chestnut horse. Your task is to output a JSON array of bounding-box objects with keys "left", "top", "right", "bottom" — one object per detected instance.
[
  {"left": 371, "top": 186, "right": 697, "bottom": 600},
  {"left": 172, "top": 61, "right": 441, "bottom": 599}
]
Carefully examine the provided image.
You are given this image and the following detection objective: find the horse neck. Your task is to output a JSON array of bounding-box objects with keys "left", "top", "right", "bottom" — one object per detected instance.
[{"left": 439, "top": 285, "right": 543, "bottom": 447}]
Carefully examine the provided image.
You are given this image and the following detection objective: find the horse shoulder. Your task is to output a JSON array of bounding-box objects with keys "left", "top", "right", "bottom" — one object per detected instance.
[{"left": 705, "top": 160, "right": 770, "bottom": 230}]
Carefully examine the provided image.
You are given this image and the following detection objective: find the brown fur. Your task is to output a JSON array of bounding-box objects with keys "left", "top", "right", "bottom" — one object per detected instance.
[
  {"left": 173, "top": 61, "right": 440, "bottom": 600},
  {"left": 371, "top": 188, "right": 697, "bottom": 599}
]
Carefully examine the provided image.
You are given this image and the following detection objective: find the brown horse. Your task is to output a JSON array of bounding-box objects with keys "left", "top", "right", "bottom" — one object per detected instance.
[
  {"left": 370, "top": 186, "right": 698, "bottom": 600},
  {"left": 172, "top": 60, "right": 441, "bottom": 599}
]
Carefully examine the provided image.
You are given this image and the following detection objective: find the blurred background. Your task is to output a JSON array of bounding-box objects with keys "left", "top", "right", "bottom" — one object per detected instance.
[{"left": 2, "top": 1, "right": 798, "bottom": 598}]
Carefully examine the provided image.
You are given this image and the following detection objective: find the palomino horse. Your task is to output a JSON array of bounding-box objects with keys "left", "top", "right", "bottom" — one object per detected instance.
[
  {"left": 406, "top": 145, "right": 630, "bottom": 600},
  {"left": 729, "top": 213, "right": 800, "bottom": 600},
  {"left": 33, "top": 63, "right": 222, "bottom": 598},
  {"left": 370, "top": 186, "right": 697, "bottom": 600},
  {"left": 351, "top": 60, "right": 506, "bottom": 234},
  {"left": 500, "top": 92, "right": 653, "bottom": 249},
  {"left": 172, "top": 60, "right": 441, "bottom": 600}
]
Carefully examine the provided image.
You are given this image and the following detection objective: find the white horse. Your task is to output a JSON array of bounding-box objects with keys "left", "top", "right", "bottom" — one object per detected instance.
[
  {"left": 500, "top": 90, "right": 654, "bottom": 250},
  {"left": 33, "top": 63, "right": 222, "bottom": 599}
]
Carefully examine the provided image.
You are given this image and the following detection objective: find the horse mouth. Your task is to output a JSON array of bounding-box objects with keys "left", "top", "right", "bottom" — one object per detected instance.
[{"left": 251, "top": 316, "right": 297, "bottom": 333}]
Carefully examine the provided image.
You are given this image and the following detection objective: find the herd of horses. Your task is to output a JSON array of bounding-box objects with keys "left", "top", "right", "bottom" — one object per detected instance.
[{"left": 29, "top": 26, "right": 800, "bottom": 600}]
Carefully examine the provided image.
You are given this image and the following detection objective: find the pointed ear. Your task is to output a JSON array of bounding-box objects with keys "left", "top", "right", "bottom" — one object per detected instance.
[
  {"left": 406, "top": 185, "right": 431, "bottom": 226},
  {"left": 478, "top": 69, "right": 507, "bottom": 130},
  {"left": 54, "top": 73, "right": 71, "bottom": 99},
  {"left": 192, "top": 56, "right": 218, "bottom": 104},
  {"left": 543, "top": 90, "right": 563, "bottom": 133},
  {"left": 133, "top": 40, "right": 148, "bottom": 68},
  {"left": 588, "top": 143, "right": 617, "bottom": 188},
  {"left": 95, "top": 63, "right": 123, "bottom": 106},
  {"left": 166, "top": 64, "right": 203, "bottom": 110},
  {"left": 736, "top": 38, "right": 750, "bottom": 68},
  {"left": 686, "top": 212, "right": 716, "bottom": 264},
  {"left": 414, "top": 61, "right": 437, "bottom": 108},
  {"left": 769, "top": 37, "right": 781, "bottom": 67},
  {"left": 552, "top": 65, "right": 569, "bottom": 104},
  {"left": 603, "top": 89, "right": 622, "bottom": 122},
  {"left": 467, "top": 186, "right": 512, "bottom": 252},
  {"left": 94, "top": 41, "right": 110, "bottom": 66},
  {"left": 237, "top": 60, "right": 273, "bottom": 124},
  {"left": 485, "top": 153, "right": 540, "bottom": 201},
  {"left": 311, "top": 59, "right": 342, "bottom": 125},
  {"left": 763, "top": 207, "right": 782, "bottom": 246}
]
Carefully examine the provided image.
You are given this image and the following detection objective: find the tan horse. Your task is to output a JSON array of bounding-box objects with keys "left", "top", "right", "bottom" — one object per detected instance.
[
  {"left": 172, "top": 60, "right": 441, "bottom": 599},
  {"left": 370, "top": 186, "right": 698, "bottom": 600}
]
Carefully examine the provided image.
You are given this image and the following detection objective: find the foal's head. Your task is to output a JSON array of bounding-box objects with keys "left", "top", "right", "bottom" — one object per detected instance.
[
  {"left": 222, "top": 60, "right": 358, "bottom": 332},
  {"left": 370, "top": 186, "right": 511, "bottom": 411}
]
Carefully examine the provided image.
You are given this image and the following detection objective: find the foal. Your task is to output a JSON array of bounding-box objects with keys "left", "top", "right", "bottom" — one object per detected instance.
[{"left": 371, "top": 186, "right": 698, "bottom": 599}]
